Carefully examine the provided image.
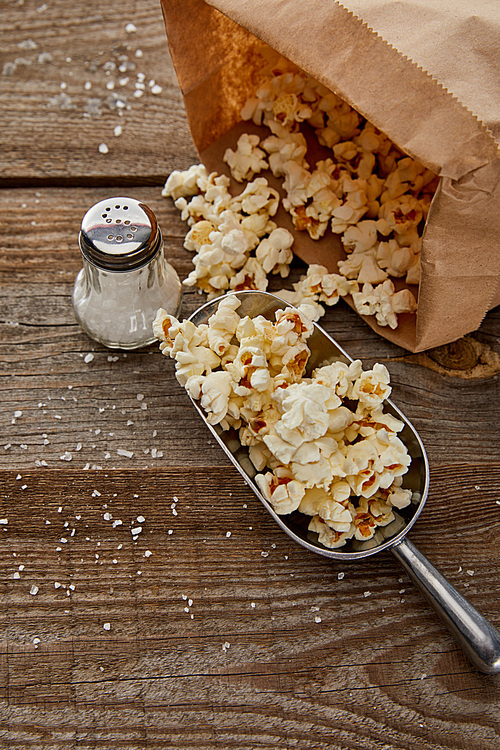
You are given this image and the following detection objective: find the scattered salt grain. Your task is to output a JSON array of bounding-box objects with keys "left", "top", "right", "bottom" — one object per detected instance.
[
  {"left": 98, "top": 143, "right": 109, "bottom": 155},
  {"left": 226, "top": 531, "right": 232, "bottom": 538},
  {"left": 30, "top": 585, "right": 39, "bottom": 595},
  {"left": 144, "top": 550, "right": 152, "bottom": 558},
  {"left": 137, "top": 515, "right": 145, "bottom": 523},
  {"left": 466, "top": 570, "right": 475, "bottom": 577},
  {"left": 103, "top": 622, "right": 111, "bottom": 631},
  {"left": 314, "top": 616, "right": 322, "bottom": 624},
  {"left": 84, "top": 353, "right": 94, "bottom": 363},
  {"left": 117, "top": 448, "right": 133, "bottom": 458},
  {"left": 59, "top": 452, "right": 72, "bottom": 461},
  {"left": 222, "top": 642, "right": 230, "bottom": 652},
  {"left": 13, "top": 572, "right": 20, "bottom": 580},
  {"left": 337, "top": 572, "right": 345, "bottom": 580},
  {"left": 18, "top": 39, "right": 37, "bottom": 50},
  {"left": 131, "top": 526, "right": 142, "bottom": 536},
  {"left": 103, "top": 512, "right": 112, "bottom": 521},
  {"left": 151, "top": 84, "right": 162, "bottom": 95},
  {"left": 363, "top": 591, "right": 371, "bottom": 598},
  {"left": 125, "top": 22, "right": 137, "bottom": 33},
  {"left": 114, "top": 125, "right": 122, "bottom": 137}
]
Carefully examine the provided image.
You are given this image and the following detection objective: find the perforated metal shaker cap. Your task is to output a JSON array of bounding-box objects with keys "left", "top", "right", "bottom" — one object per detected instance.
[{"left": 79, "top": 197, "right": 162, "bottom": 271}]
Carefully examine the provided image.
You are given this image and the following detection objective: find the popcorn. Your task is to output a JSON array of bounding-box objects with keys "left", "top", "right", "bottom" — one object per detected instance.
[
  {"left": 255, "top": 467, "right": 306, "bottom": 515},
  {"left": 155, "top": 296, "right": 412, "bottom": 550},
  {"left": 352, "top": 280, "right": 417, "bottom": 329},
  {"left": 349, "top": 364, "right": 391, "bottom": 409},
  {"left": 162, "top": 163, "right": 209, "bottom": 200},
  {"left": 162, "top": 60, "right": 437, "bottom": 337},
  {"left": 200, "top": 371, "right": 233, "bottom": 425},
  {"left": 223, "top": 133, "right": 268, "bottom": 182},
  {"left": 255, "top": 227, "right": 294, "bottom": 276}
]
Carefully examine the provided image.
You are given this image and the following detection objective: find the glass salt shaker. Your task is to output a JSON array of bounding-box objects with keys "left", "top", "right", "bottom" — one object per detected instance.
[{"left": 73, "top": 197, "right": 182, "bottom": 349}]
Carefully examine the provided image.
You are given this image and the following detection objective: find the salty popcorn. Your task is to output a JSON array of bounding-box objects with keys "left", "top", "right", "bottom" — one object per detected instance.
[{"left": 154, "top": 296, "right": 413, "bottom": 549}]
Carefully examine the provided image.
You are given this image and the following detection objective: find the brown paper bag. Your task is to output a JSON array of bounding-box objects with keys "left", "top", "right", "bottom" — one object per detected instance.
[{"left": 160, "top": 0, "right": 500, "bottom": 351}]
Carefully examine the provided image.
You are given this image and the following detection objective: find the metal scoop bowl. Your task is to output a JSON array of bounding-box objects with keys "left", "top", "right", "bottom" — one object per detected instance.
[{"left": 188, "top": 290, "right": 500, "bottom": 674}]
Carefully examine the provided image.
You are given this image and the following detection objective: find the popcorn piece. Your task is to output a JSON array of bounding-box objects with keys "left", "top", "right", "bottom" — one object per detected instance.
[
  {"left": 255, "top": 467, "right": 305, "bottom": 514},
  {"left": 200, "top": 370, "right": 233, "bottom": 425},
  {"left": 378, "top": 195, "right": 423, "bottom": 235},
  {"left": 162, "top": 164, "right": 209, "bottom": 201},
  {"left": 223, "top": 133, "right": 268, "bottom": 182},
  {"left": 255, "top": 227, "right": 294, "bottom": 277},
  {"left": 262, "top": 131, "right": 308, "bottom": 176},
  {"left": 352, "top": 280, "right": 417, "bottom": 329},
  {"left": 349, "top": 363, "right": 391, "bottom": 409},
  {"left": 299, "top": 487, "right": 353, "bottom": 533},
  {"left": 308, "top": 514, "right": 355, "bottom": 548}
]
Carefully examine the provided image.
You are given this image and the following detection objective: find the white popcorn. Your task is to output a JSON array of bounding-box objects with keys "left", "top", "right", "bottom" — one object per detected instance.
[
  {"left": 162, "top": 164, "right": 209, "bottom": 200},
  {"left": 255, "top": 227, "right": 294, "bottom": 276},
  {"left": 342, "top": 220, "right": 379, "bottom": 253},
  {"left": 255, "top": 467, "right": 305, "bottom": 514},
  {"left": 183, "top": 220, "right": 217, "bottom": 253},
  {"left": 299, "top": 488, "right": 353, "bottom": 532},
  {"left": 229, "top": 256, "right": 268, "bottom": 293},
  {"left": 356, "top": 255, "right": 389, "bottom": 285},
  {"left": 378, "top": 195, "right": 423, "bottom": 235},
  {"left": 206, "top": 294, "right": 242, "bottom": 355},
  {"left": 155, "top": 296, "right": 412, "bottom": 550},
  {"left": 223, "top": 133, "right": 268, "bottom": 182},
  {"left": 231, "top": 178, "right": 279, "bottom": 217},
  {"left": 349, "top": 363, "right": 392, "bottom": 409},
  {"left": 352, "top": 281, "right": 417, "bottom": 329},
  {"left": 262, "top": 131, "right": 308, "bottom": 176},
  {"left": 308, "top": 515, "right": 355, "bottom": 548},
  {"left": 200, "top": 370, "right": 233, "bottom": 425}
]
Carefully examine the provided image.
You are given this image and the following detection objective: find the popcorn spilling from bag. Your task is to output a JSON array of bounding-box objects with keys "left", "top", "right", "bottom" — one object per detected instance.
[
  {"left": 153, "top": 296, "right": 412, "bottom": 549},
  {"left": 162, "top": 60, "right": 437, "bottom": 330}
]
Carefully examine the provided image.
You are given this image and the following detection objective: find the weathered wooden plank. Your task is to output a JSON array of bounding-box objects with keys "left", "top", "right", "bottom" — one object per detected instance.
[
  {"left": 0, "top": 0, "right": 197, "bottom": 183},
  {"left": 0, "top": 468, "right": 499, "bottom": 749}
]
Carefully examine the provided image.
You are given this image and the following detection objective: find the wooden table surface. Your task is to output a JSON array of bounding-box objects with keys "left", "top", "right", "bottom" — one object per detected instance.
[{"left": 1, "top": 1, "right": 499, "bottom": 748}]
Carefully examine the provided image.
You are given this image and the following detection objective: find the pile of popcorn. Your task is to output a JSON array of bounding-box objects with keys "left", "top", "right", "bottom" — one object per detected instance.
[
  {"left": 154, "top": 296, "right": 413, "bottom": 549},
  {"left": 162, "top": 59, "right": 438, "bottom": 330}
]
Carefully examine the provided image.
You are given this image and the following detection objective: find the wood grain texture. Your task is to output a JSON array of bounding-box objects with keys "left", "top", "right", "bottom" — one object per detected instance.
[
  {"left": 0, "top": 468, "right": 499, "bottom": 750},
  {"left": 0, "top": 0, "right": 197, "bottom": 183},
  {"left": 0, "top": 0, "right": 499, "bottom": 747}
]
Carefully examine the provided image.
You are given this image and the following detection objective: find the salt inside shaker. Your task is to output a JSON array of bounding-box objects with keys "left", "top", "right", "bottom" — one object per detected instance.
[{"left": 73, "top": 197, "right": 182, "bottom": 349}]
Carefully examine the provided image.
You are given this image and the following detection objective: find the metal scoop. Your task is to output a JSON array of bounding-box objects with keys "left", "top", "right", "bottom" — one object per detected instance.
[{"left": 188, "top": 290, "right": 500, "bottom": 674}]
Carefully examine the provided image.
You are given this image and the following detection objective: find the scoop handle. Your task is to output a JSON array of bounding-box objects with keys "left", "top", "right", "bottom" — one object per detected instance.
[{"left": 390, "top": 537, "right": 500, "bottom": 674}]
